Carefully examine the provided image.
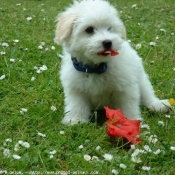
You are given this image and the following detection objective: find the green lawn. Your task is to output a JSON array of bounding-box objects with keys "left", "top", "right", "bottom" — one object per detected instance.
[{"left": 0, "top": 0, "right": 175, "bottom": 174}]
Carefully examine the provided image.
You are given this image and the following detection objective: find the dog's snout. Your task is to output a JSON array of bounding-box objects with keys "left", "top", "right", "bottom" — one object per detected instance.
[{"left": 103, "top": 40, "right": 112, "bottom": 50}]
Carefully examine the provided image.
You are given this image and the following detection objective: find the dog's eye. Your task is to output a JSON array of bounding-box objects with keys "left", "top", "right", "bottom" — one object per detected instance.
[
  {"left": 108, "top": 27, "right": 112, "bottom": 31},
  {"left": 85, "top": 27, "right": 94, "bottom": 34}
]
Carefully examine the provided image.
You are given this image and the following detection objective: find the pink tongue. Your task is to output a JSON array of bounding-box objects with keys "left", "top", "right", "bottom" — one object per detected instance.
[
  {"left": 110, "top": 50, "right": 119, "bottom": 56},
  {"left": 98, "top": 50, "right": 119, "bottom": 56}
]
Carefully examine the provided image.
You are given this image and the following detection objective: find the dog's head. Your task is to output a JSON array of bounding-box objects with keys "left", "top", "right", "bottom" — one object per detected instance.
[{"left": 55, "top": 0, "right": 126, "bottom": 64}]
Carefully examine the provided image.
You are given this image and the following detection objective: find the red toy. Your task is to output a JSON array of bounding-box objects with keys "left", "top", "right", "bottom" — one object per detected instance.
[{"left": 104, "top": 106, "right": 141, "bottom": 144}]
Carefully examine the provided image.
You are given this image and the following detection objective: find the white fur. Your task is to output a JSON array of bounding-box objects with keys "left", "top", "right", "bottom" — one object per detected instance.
[{"left": 55, "top": 0, "right": 171, "bottom": 125}]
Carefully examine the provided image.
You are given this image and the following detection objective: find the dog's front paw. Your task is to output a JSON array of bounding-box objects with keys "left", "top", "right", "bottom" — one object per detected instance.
[
  {"left": 61, "top": 116, "right": 89, "bottom": 125},
  {"left": 148, "top": 99, "right": 172, "bottom": 113}
]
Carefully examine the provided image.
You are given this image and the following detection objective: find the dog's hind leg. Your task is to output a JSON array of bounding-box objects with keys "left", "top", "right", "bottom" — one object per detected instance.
[{"left": 139, "top": 71, "right": 171, "bottom": 113}]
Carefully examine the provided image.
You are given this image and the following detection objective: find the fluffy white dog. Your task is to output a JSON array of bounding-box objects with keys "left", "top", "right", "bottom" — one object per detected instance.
[{"left": 55, "top": 0, "right": 171, "bottom": 125}]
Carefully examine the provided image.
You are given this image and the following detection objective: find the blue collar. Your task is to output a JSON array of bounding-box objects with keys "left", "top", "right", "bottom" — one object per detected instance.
[{"left": 71, "top": 57, "right": 107, "bottom": 74}]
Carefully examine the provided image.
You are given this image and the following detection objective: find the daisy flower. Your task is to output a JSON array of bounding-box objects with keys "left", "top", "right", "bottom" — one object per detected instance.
[
  {"left": 138, "top": 149, "right": 147, "bottom": 154},
  {"left": 49, "top": 150, "right": 57, "bottom": 155},
  {"left": 148, "top": 135, "right": 158, "bottom": 144},
  {"left": 144, "top": 145, "right": 152, "bottom": 152},
  {"left": 131, "top": 156, "right": 142, "bottom": 163},
  {"left": 50, "top": 155, "right": 54, "bottom": 159},
  {"left": 96, "top": 146, "right": 101, "bottom": 150},
  {"left": 22, "top": 142, "right": 30, "bottom": 148},
  {"left": 170, "top": 146, "right": 175, "bottom": 151},
  {"left": 3, "top": 149, "right": 11, "bottom": 157},
  {"left": 27, "top": 17, "right": 32, "bottom": 21},
  {"left": 10, "top": 58, "right": 15, "bottom": 62},
  {"left": 38, "top": 45, "right": 43, "bottom": 49},
  {"left": 0, "top": 75, "right": 5, "bottom": 80},
  {"left": 130, "top": 144, "right": 136, "bottom": 149},
  {"left": 140, "top": 124, "right": 150, "bottom": 130},
  {"left": 51, "top": 46, "right": 55, "bottom": 50},
  {"left": 142, "top": 166, "right": 151, "bottom": 171},
  {"left": 13, "top": 39, "right": 19, "bottom": 43},
  {"left": 18, "top": 140, "right": 24, "bottom": 145},
  {"left": 14, "top": 143, "right": 20, "bottom": 151},
  {"left": 119, "top": 164, "right": 127, "bottom": 169},
  {"left": 0, "top": 51, "right": 6, "bottom": 55},
  {"left": 51, "top": 105, "right": 57, "bottom": 111},
  {"left": 5, "top": 138, "right": 12, "bottom": 142},
  {"left": 31, "top": 77, "right": 35, "bottom": 81},
  {"left": 112, "top": 169, "right": 119, "bottom": 175},
  {"left": 136, "top": 44, "right": 141, "bottom": 50},
  {"left": 78, "top": 145, "right": 84, "bottom": 149},
  {"left": 84, "top": 154, "right": 91, "bottom": 161},
  {"left": 165, "top": 114, "right": 171, "bottom": 118},
  {"left": 158, "top": 121, "right": 164, "bottom": 126},
  {"left": 34, "top": 66, "right": 38, "bottom": 70},
  {"left": 37, "top": 131, "right": 46, "bottom": 137},
  {"left": 132, "top": 149, "right": 140, "bottom": 157},
  {"left": 92, "top": 156, "right": 99, "bottom": 161},
  {"left": 13, "top": 154, "right": 21, "bottom": 160},
  {"left": 37, "top": 69, "right": 42, "bottom": 74},
  {"left": 103, "top": 153, "right": 113, "bottom": 161},
  {"left": 40, "top": 65, "right": 47, "bottom": 71},
  {"left": 41, "top": 42, "right": 45, "bottom": 46},
  {"left": 60, "top": 131, "right": 65, "bottom": 135},
  {"left": 160, "top": 28, "right": 166, "bottom": 32},
  {"left": 20, "top": 108, "right": 28, "bottom": 114},
  {"left": 153, "top": 149, "right": 162, "bottom": 155},
  {"left": 131, "top": 4, "right": 137, "bottom": 8},
  {"left": 150, "top": 42, "right": 156, "bottom": 46},
  {"left": 1, "top": 42, "right": 9, "bottom": 47}
]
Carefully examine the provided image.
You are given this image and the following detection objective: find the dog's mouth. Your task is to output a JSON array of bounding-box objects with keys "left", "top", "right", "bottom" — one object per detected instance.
[{"left": 97, "top": 50, "right": 119, "bottom": 56}]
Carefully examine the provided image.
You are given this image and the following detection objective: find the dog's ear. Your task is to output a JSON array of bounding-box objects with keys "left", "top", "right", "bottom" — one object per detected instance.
[{"left": 54, "top": 11, "right": 77, "bottom": 45}]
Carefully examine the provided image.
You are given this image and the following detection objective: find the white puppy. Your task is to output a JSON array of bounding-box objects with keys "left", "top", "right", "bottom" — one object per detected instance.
[{"left": 55, "top": 0, "right": 171, "bottom": 125}]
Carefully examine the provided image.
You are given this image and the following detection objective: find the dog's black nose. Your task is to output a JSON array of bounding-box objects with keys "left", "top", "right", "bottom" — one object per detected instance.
[{"left": 103, "top": 40, "right": 112, "bottom": 50}]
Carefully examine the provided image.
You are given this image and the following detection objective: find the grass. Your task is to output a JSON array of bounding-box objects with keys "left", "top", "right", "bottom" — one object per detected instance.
[{"left": 0, "top": 0, "right": 175, "bottom": 174}]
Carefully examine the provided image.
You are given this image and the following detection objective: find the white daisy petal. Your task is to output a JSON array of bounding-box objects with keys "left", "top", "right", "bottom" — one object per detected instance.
[
  {"left": 49, "top": 150, "right": 57, "bottom": 155},
  {"left": 37, "top": 132, "right": 46, "bottom": 137},
  {"left": 60, "top": 131, "right": 65, "bottom": 135},
  {"left": 84, "top": 154, "right": 91, "bottom": 161},
  {"left": 103, "top": 153, "right": 113, "bottom": 161},
  {"left": 170, "top": 146, "right": 175, "bottom": 151},
  {"left": 0, "top": 75, "right": 6, "bottom": 80},
  {"left": 112, "top": 169, "right": 119, "bottom": 175},
  {"left": 92, "top": 156, "right": 99, "bottom": 161},
  {"left": 13, "top": 154, "right": 21, "bottom": 159},
  {"left": 119, "top": 164, "right": 127, "bottom": 169},
  {"left": 78, "top": 145, "right": 84, "bottom": 149},
  {"left": 51, "top": 106, "right": 57, "bottom": 111},
  {"left": 142, "top": 166, "right": 151, "bottom": 171},
  {"left": 150, "top": 42, "right": 156, "bottom": 46},
  {"left": 3, "top": 149, "right": 11, "bottom": 157}
]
